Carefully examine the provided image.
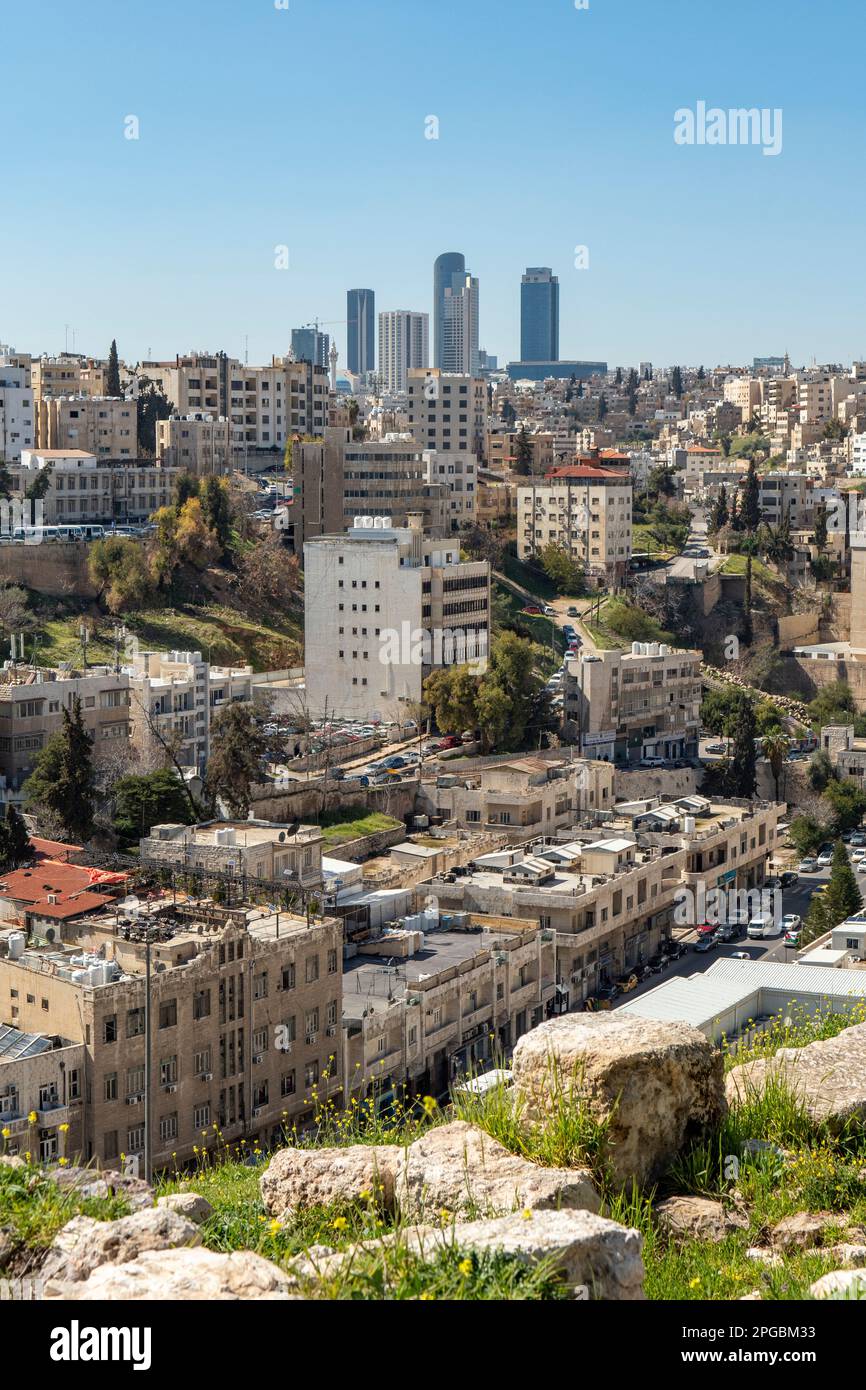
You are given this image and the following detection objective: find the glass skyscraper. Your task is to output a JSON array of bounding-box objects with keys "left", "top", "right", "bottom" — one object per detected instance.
[
  {"left": 520, "top": 267, "right": 560, "bottom": 362},
  {"left": 433, "top": 252, "right": 479, "bottom": 373},
  {"left": 347, "top": 288, "right": 375, "bottom": 377}
]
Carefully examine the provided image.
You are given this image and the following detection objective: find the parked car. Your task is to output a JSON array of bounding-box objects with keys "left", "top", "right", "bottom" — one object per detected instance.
[
  {"left": 850, "top": 832, "right": 866, "bottom": 847},
  {"left": 816, "top": 850, "right": 834, "bottom": 868},
  {"left": 780, "top": 870, "right": 799, "bottom": 888},
  {"left": 784, "top": 933, "right": 800, "bottom": 947},
  {"left": 639, "top": 756, "right": 666, "bottom": 768},
  {"left": 523, "top": 605, "right": 542, "bottom": 616},
  {"left": 781, "top": 913, "right": 802, "bottom": 933},
  {"left": 694, "top": 938, "right": 715, "bottom": 954},
  {"left": 617, "top": 974, "right": 639, "bottom": 993},
  {"left": 798, "top": 858, "right": 818, "bottom": 873},
  {"left": 567, "top": 607, "right": 580, "bottom": 618},
  {"left": 439, "top": 735, "right": 461, "bottom": 749},
  {"left": 705, "top": 742, "right": 727, "bottom": 755},
  {"left": 542, "top": 605, "right": 555, "bottom": 616},
  {"left": 853, "top": 849, "right": 866, "bottom": 863},
  {"left": 730, "top": 951, "right": 752, "bottom": 961}
]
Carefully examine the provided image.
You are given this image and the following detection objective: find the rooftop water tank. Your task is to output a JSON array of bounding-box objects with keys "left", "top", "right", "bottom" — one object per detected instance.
[{"left": 7, "top": 931, "right": 25, "bottom": 960}]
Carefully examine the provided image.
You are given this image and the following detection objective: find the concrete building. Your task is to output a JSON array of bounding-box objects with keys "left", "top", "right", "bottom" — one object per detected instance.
[
  {"left": 425, "top": 756, "right": 615, "bottom": 841},
  {"left": 0, "top": 1026, "right": 87, "bottom": 1163},
  {"left": 343, "top": 917, "right": 557, "bottom": 1101},
  {"left": 291, "top": 327, "right": 330, "bottom": 370},
  {"left": 517, "top": 460, "right": 633, "bottom": 587},
  {"left": 31, "top": 355, "right": 107, "bottom": 402},
  {"left": 35, "top": 397, "right": 137, "bottom": 457},
  {"left": 156, "top": 414, "right": 231, "bottom": 474},
  {"left": 378, "top": 311, "right": 429, "bottom": 393},
  {"left": 126, "top": 650, "right": 254, "bottom": 774},
  {"left": 407, "top": 368, "right": 487, "bottom": 460},
  {"left": 520, "top": 268, "right": 559, "bottom": 363},
  {"left": 303, "top": 516, "right": 490, "bottom": 721},
  {"left": 139, "top": 820, "right": 324, "bottom": 891},
  {"left": 0, "top": 664, "right": 130, "bottom": 797},
  {"left": 11, "top": 450, "right": 181, "bottom": 525},
  {"left": 0, "top": 358, "right": 35, "bottom": 463},
  {"left": 564, "top": 643, "right": 702, "bottom": 765},
  {"left": 759, "top": 472, "right": 813, "bottom": 529},
  {"left": 0, "top": 899, "right": 342, "bottom": 1168}
]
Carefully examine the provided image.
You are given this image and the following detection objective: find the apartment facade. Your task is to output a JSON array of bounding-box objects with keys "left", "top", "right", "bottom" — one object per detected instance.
[
  {"left": 11, "top": 450, "right": 181, "bottom": 524},
  {"left": 0, "top": 904, "right": 342, "bottom": 1168},
  {"left": 564, "top": 644, "right": 702, "bottom": 765},
  {"left": 378, "top": 311, "right": 429, "bottom": 393},
  {"left": 126, "top": 649, "right": 254, "bottom": 772},
  {"left": 0, "top": 665, "right": 130, "bottom": 795},
  {"left": 35, "top": 397, "right": 137, "bottom": 457},
  {"left": 517, "top": 461, "right": 633, "bottom": 586},
  {"left": 0, "top": 359, "right": 35, "bottom": 462},
  {"left": 303, "top": 517, "right": 490, "bottom": 721},
  {"left": 426, "top": 757, "right": 615, "bottom": 841},
  {"left": 0, "top": 1026, "right": 87, "bottom": 1164},
  {"left": 155, "top": 414, "right": 231, "bottom": 474},
  {"left": 407, "top": 369, "right": 487, "bottom": 460},
  {"left": 758, "top": 472, "right": 813, "bottom": 529},
  {"left": 139, "top": 821, "right": 324, "bottom": 891}
]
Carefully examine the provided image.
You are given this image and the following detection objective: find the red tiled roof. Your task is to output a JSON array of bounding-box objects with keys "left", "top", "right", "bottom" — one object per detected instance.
[
  {"left": 0, "top": 859, "right": 125, "bottom": 920},
  {"left": 30, "top": 837, "right": 83, "bottom": 862},
  {"left": 544, "top": 464, "right": 629, "bottom": 481},
  {"left": 28, "top": 891, "right": 113, "bottom": 921}
]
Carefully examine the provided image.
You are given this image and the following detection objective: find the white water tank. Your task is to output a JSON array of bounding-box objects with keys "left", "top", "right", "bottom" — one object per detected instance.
[
  {"left": 683, "top": 815, "right": 696, "bottom": 834},
  {"left": 7, "top": 931, "right": 25, "bottom": 960},
  {"left": 631, "top": 642, "right": 641, "bottom": 655}
]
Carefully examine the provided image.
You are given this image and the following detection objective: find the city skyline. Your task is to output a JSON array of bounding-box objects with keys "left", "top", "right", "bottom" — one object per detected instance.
[{"left": 3, "top": 0, "right": 866, "bottom": 368}]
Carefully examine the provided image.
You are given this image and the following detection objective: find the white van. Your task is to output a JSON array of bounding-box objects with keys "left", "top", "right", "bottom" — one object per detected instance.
[{"left": 747, "top": 912, "right": 781, "bottom": 940}]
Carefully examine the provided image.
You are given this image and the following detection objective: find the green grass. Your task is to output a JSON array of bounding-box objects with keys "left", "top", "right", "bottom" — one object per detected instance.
[
  {"left": 0, "top": 1164, "right": 132, "bottom": 1273},
  {"left": 492, "top": 578, "right": 566, "bottom": 657},
  {"left": 499, "top": 552, "right": 560, "bottom": 601},
  {"left": 317, "top": 811, "right": 403, "bottom": 845}
]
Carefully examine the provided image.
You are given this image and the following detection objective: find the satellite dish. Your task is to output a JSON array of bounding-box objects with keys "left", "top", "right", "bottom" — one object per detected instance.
[
  {"left": 284, "top": 821, "right": 300, "bottom": 839},
  {"left": 278, "top": 832, "right": 286, "bottom": 843}
]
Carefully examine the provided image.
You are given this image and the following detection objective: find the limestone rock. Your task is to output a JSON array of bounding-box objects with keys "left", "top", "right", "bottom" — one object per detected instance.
[
  {"left": 771, "top": 1211, "right": 849, "bottom": 1252},
  {"left": 0, "top": 1155, "right": 25, "bottom": 1170},
  {"left": 828, "top": 1243, "right": 866, "bottom": 1267},
  {"left": 260, "top": 1144, "right": 397, "bottom": 1220},
  {"left": 727, "top": 1022, "right": 866, "bottom": 1130},
  {"left": 41, "top": 1208, "right": 201, "bottom": 1283},
  {"left": 655, "top": 1196, "right": 749, "bottom": 1242},
  {"left": 511, "top": 1013, "right": 725, "bottom": 1186},
  {"left": 156, "top": 1193, "right": 213, "bottom": 1225},
  {"left": 0, "top": 1227, "right": 18, "bottom": 1270},
  {"left": 746, "top": 1247, "right": 783, "bottom": 1268},
  {"left": 395, "top": 1121, "right": 600, "bottom": 1220},
  {"left": 809, "top": 1268, "right": 866, "bottom": 1300},
  {"left": 46, "top": 1165, "right": 154, "bottom": 1211},
  {"left": 45, "top": 1247, "right": 295, "bottom": 1301}
]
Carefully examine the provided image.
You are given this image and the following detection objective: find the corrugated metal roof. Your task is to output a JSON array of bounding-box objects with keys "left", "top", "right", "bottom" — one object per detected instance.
[
  {"left": 620, "top": 959, "right": 866, "bottom": 1030},
  {"left": 705, "top": 958, "right": 866, "bottom": 998}
]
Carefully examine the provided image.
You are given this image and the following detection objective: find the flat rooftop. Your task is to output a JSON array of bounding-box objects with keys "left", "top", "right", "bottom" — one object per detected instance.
[{"left": 342, "top": 928, "right": 515, "bottom": 1020}]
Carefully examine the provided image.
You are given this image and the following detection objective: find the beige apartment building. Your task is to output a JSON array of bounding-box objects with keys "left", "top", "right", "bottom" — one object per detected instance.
[
  {"left": 723, "top": 377, "right": 762, "bottom": 422},
  {"left": 31, "top": 355, "right": 107, "bottom": 402},
  {"left": 425, "top": 756, "right": 615, "bottom": 842},
  {"left": 517, "top": 460, "right": 633, "bottom": 586},
  {"left": 139, "top": 821, "right": 324, "bottom": 892},
  {"left": 11, "top": 450, "right": 181, "bottom": 525},
  {"left": 0, "top": 665, "right": 130, "bottom": 797},
  {"left": 35, "top": 396, "right": 137, "bottom": 457},
  {"left": 564, "top": 643, "right": 702, "bottom": 765},
  {"left": 155, "top": 414, "right": 231, "bottom": 474},
  {"left": 0, "top": 1026, "right": 87, "bottom": 1163},
  {"left": 141, "top": 353, "right": 330, "bottom": 453},
  {"left": 407, "top": 369, "right": 487, "bottom": 460},
  {"left": 758, "top": 472, "right": 813, "bottom": 528},
  {"left": 0, "top": 901, "right": 342, "bottom": 1168},
  {"left": 486, "top": 429, "right": 556, "bottom": 474},
  {"left": 343, "top": 916, "right": 557, "bottom": 1100}
]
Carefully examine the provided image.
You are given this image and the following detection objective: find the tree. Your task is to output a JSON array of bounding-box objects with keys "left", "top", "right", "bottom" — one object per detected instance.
[
  {"left": 199, "top": 476, "right": 232, "bottom": 554},
  {"left": 205, "top": 701, "right": 272, "bottom": 818},
  {"left": 89, "top": 537, "right": 154, "bottom": 614},
  {"left": 0, "top": 584, "right": 35, "bottom": 649},
  {"left": 807, "top": 749, "right": 836, "bottom": 792},
  {"left": 106, "top": 339, "right": 122, "bottom": 397},
  {"left": 742, "top": 459, "right": 761, "bottom": 532},
  {"left": 113, "top": 769, "right": 196, "bottom": 847},
  {"left": 627, "top": 382, "right": 637, "bottom": 416},
  {"left": 823, "top": 778, "right": 866, "bottom": 834},
  {"left": 742, "top": 555, "right": 753, "bottom": 646},
  {"left": 136, "top": 376, "right": 173, "bottom": 455},
  {"left": 484, "top": 631, "right": 544, "bottom": 750},
  {"left": 475, "top": 682, "right": 511, "bottom": 752},
  {"left": 175, "top": 497, "right": 220, "bottom": 569},
  {"left": 174, "top": 472, "right": 200, "bottom": 511},
  {"left": 238, "top": 533, "right": 300, "bottom": 613},
  {"left": 24, "top": 696, "right": 95, "bottom": 841},
  {"left": 597, "top": 393, "right": 608, "bottom": 421},
  {"left": 513, "top": 426, "right": 533, "bottom": 476},
  {"left": 670, "top": 366, "right": 683, "bottom": 399},
  {"left": 423, "top": 666, "right": 479, "bottom": 736},
  {"left": 539, "top": 543, "right": 585, "bottom": 596},
  {"left": 787, "top": 814, "right": 826, "bottom": 858},
  {"left": 762, "top": 730, "right": 790, "bottom": 801},
  {"left": 813, "top": 501, "right": 828, "bottom": 552},
  {"left": 0, "top": 464, "right": 13, "bottom": 499},
  {"left": 501, "top": 400, "right": 516, "bottom": 426},
  {"left": 725, "top": 694, "right": 757, "bottom": 798},
  {"left": 821, "top": 840, "right": 863, "bottom": 926},
  {"left": 710, "top": 484, "right": 728, "bottom": 533},
  {"left": 0, "top": 804, "right": 34, "bottom": 872},
  {"left": 25, "top": 464, "right": 52, "bottom": 502}
]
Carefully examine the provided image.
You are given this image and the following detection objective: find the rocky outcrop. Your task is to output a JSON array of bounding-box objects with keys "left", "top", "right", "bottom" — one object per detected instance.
[
  {"left": 45, "top": 1165, "right": 154, "bottom": 1211},
  {"left": 655, "top": 1196, "right": 749, "bottom": 1243},
  {"left": 809, "top": 1268, "right": 866, "bottom": 1300},
  {"left": 511, "top": 1013, "right": 725, "bottom": 1186},
  {"left": 770, "top": 1211, "right": 864, "bottom": 1252},
  {"left": 41, "top": 1208, "right": 201, "bottom": 1284},
  {"left": 156, "top": 1193, "right": 214, "bottom": 1226},
  {"left": 727, "top": 1023, "right": 866, "bottom": 1130},
  {"left": 260, "top": 1145, "right": 396, "bottom": 1220},
  {"left": 394, "top": 1121, "right": 600, "bottom": 1219},
  {"left": 260, "top": 1123, "right": 600, "bottom": 1223},
  {"left": 46, "top": 1247, "right": 296, "bottom": 1301}
]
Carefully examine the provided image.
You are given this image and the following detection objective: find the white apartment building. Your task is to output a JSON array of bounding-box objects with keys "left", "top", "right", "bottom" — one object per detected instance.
[
  {"left": 378, "top": 312, "right": 429, "bottom": 393},
  {"left": 424, "top": 449, "right": 476, "bottom": 528},
  {"left": 407, "top": 369, "right": 487, "bottom": 460},
  {"left": 758, "top": 472, "right": 813, "bottom": 528},
  {"left": 517, "top": 461, "right": 633, "bottom": 586},
  {"left": 0, "top": 359, "right": 35, "bottom": 462},
  {"left": 303, "top": 516, "right": 490, "bottom": 721},
  {"left": 11, "top": 451, "right": 180, "bottom": 525},
  {"left": 564, "top": 643, "right": 702, "bottom": 765},
  {"left": 126, "top": 650, "right": 254, "bottom": 773},
  {"left": 441, "top": 274, "right": 480, "bottom": 375}
]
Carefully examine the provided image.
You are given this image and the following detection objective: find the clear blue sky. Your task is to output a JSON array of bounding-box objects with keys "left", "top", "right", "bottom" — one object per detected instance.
[{"left": 3, "top": 0, "right": 864, "bottom": 370}]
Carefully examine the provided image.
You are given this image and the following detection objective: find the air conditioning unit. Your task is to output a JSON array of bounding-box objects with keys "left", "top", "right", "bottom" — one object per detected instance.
[
  {"left": 252, "top": 1054, "right": 263, "bottom": 1065},
  {"left": 252, "top": 1106, "right": 263, "bottom": 1118},
  {"left": 163, "top": 1084, "right": 177, "bottom": 1094},
  {"left": 325, "top": 1026, "right": 337, "bottom": 1037},
  {"left": 126, "top": 1094, "right": 143, "bottom": 1106},
  {"left": 305, "top": 1033, "right": 317, "bottom": 1045},
  {"left": 201, "top": 1072, "right": 213, "bottom": 1081}
]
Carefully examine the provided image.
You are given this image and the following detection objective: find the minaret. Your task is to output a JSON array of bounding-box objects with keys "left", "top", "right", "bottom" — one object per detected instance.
[{"left": 329, "top": 341, "right": 338, "bottom": 393}]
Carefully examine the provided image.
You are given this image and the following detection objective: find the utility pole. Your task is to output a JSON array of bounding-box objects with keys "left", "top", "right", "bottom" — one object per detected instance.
[{"left": 143, "top": 929, "right": 153, "bottom": 1185}]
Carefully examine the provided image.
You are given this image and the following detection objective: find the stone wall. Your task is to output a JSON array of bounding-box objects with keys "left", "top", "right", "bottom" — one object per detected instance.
[{"left": 0, "top": 542, "right": 98, "bottom": 597}]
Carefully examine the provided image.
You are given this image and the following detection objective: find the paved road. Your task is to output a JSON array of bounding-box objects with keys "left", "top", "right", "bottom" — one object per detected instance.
[{"left": 664, "top": 510, "right": 725, "bottom": 582}]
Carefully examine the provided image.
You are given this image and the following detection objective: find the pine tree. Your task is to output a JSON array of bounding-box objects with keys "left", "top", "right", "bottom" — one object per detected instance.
[
  {"left": 742, "top": 458, "right": 761, "bottom": 532},
  {"left": 3, "top": 804, "right": 33, "bottom": 868},
  {"left": 725, "top": 694, "right": 757, "bottom": 797},
  {"left": 24, "top": 697, "right": 95, "bottom": 841},
  {"left": 742, "top": 555, "right": 753, "bottom": 645},
  {"left": 597, "top": 393, "right": 607, "bottom": 421},
  {"left": 670, "top": 366, "right": 683, "bottom": 398},
  {"left": 106, "top": 339, "right": 122, "bottom": 397},
  {"left": 823, "top": 841, "right": 863, "bottom": 926},
  {"left": 514, "top": 426, "right": 533, "bottom": 476}
]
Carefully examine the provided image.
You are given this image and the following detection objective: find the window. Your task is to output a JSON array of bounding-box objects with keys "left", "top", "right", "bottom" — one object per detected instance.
[
  {"left": 104, "top": 1130, "right": 119, "bottom": 1160},
  {"left": 127, "top": 1125, "right": 145, "bottom": 1153},
  {"left": 326, "top": 999, "right": 337, "bottom": 1027},
  {"left": 194, "top": 1049, "right": 211, "bottom": 1076},
  {"left": 305, "top": 1008, "right": 319, "bottom": 1038},
  {"left": 194, "top": 1104, "right": 210, "bottom": 1131},
  {"left": 158, "top": 1000, "right": 177, "bottom": 1030},
  {"left": 327, "top": 949, "right": 338, "bottom": 974},
  {"left": 281, "top": 1071, "right": 296, "bottom": 1097},
  {"left": 127, "top": 1067, "right": 144, "bottom": 1098},
  {"left": 193, "top": 989, "right": 211, "bottom": 1020},
  {"left": 159, "top": 1113, "right": 178, "bottom": 1143},
  {"left": 68, "top": 1069, "right": 81, "bottom": 1101},
  {"left": 281, "top": 964, "right": 295, "bottom": 991},
  {"left": 102, "top": 1015, "right": 118, "bottom": 1044},
  {"left": 305, "top": 955, "right": 319, "bottom": 984},
  {"left": 253, "top": 1028, "right": 268, "bottom": 1055},
  {"left": 160, "top": 1057, "right": 178, "bottom": 1086},
  {"left": 39, "top": 1130, "right": 58, "bottom": 1162},
  {"left": 104, "top": 1072, "right": 118, "bottom": 1102},
  {"left": 304, "top": 1060, "right": 319, "bottom": 1089},
  {"left": 254, "top": 972, "right": 268, "bottom": 1001}
]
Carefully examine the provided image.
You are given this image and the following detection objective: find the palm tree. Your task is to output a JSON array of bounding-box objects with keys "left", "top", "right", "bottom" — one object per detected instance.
[{"left": 762, "top": 731, "right": 790, "bottom": 802}]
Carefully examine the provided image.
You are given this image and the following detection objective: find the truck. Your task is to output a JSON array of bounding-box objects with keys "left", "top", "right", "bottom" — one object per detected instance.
[{"left": 747, "top": 911, "right": 782, "bottom": 940}]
